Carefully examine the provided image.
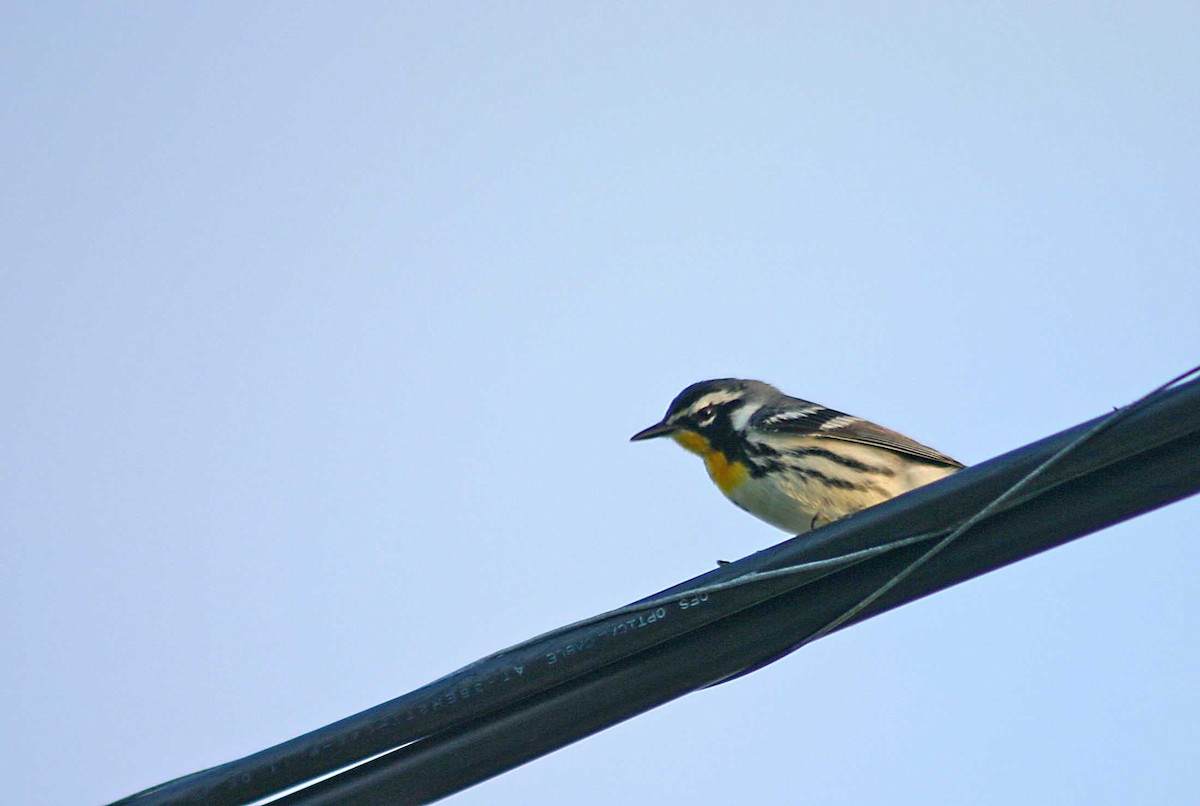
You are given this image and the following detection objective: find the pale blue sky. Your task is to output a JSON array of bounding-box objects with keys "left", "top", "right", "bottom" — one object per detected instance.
[{"left": 4, "top": 5, "right": 1199, "bottom": 805}]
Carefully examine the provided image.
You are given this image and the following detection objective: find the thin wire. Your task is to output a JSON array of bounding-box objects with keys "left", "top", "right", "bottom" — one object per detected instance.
[{"left": 801, "top": 363, "right": 1200, "bottom": 645}]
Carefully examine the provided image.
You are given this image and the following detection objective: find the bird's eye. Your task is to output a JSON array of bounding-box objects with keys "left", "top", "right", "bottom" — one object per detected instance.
[{"left": 695, "top": 405, "right": 717, "bottom": 423}]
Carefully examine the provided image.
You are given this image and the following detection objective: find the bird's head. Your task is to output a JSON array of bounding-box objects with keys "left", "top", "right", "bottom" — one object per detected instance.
[{"left": 630, "top": 378, "right": 778, "bottom": 457}]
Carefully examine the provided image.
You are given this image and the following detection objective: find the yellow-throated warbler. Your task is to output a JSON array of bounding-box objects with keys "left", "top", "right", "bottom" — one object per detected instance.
[{"left": 631, "top": 379, "right": 963, "bottom": 534}]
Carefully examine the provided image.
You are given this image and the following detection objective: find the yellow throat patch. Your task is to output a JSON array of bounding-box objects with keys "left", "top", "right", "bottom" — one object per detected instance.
[{"left": 671, "top": 430, "right": 749, "bottom": 494}]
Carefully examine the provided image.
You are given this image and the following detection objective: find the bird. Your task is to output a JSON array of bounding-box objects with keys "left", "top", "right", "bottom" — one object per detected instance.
[{"left": 631, "top": 379, "right": 963, "bottom": 535}]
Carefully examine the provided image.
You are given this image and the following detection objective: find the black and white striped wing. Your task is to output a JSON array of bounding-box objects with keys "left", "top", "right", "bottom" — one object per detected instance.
[{"left": 757, "top": 402, "right": 963, "bottom": 468}]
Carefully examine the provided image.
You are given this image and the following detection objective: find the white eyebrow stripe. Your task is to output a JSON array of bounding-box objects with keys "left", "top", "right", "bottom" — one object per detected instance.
[
  {"left": 690, "top": 391, "right": 742, "bottom": 411},
  {"left": 819, "top": 415, "right": 861, "bottom": 431}
]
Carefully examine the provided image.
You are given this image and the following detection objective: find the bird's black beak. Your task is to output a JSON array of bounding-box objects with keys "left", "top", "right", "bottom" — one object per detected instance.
[{"left": 630, "top": 420, "right": 677, "bottom": 441}]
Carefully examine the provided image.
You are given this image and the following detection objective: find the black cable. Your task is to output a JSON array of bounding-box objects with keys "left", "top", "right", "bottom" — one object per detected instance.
[{"left": 112, "top": 370, "right": 1200, "bottom": 806}]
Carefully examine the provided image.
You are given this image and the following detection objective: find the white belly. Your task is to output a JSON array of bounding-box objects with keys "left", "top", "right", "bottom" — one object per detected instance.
[{"left": 723, "top": 441, "right": 958, "bottom": 534}]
